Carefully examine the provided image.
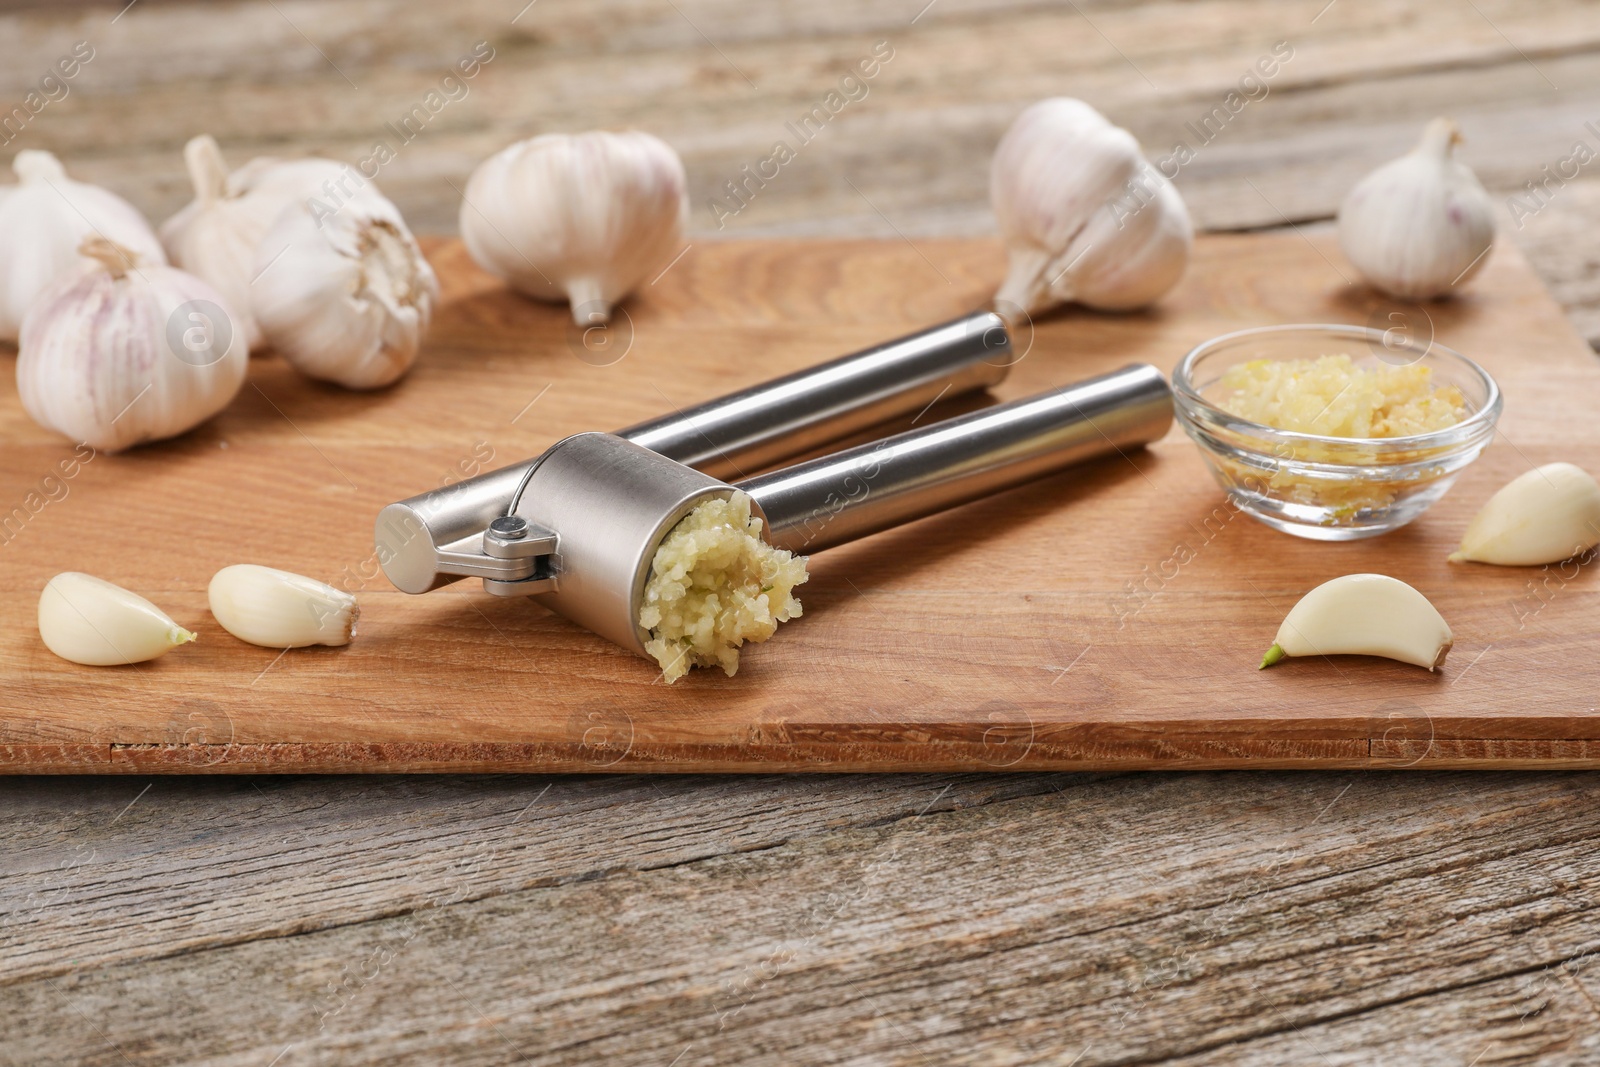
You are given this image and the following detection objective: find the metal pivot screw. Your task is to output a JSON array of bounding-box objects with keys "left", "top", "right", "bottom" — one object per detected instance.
[
  {"left": 481, "top": 512, "right": 557, "bottom": 576},
  {"left": 488, "top": 515, "right": 528, "bottom": 540}
]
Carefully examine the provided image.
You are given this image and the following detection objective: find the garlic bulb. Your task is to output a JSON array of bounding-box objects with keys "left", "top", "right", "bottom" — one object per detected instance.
[
  {"left": 460, "top": 131, "right": 688, "bottom": 325},
  {"left": 991, "top": 98, "right": 1192, "bottom": 316},
  {"left": 1338, "top": 118, "right": 1495, "bottom": 300},
  {"left": 208, "top": 564, "right": 358, "bottom": 647},
  {"left": 252, "top": 188, "right": 437, "bottom": 389},
  {"left": 159, "top": 136, "right": 347, "bottom": 353},
  {"left": 0, "top": 150, "right": 167, "bottom": 342},
  {"left": 39, "top": 572, "right": 195, "bottom": 666},
  {"left": 1449, "top": 463, "right": 1600, "bottom": 566},
  {"left": 17, "top": 237, "right": 247, "bottom": 452},
  {"left": 1260, "top": 573, "right": 1452, "bottom": 671}
]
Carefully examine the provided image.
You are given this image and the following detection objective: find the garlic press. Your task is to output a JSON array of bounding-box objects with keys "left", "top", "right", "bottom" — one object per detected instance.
[{"left": 377, "top": 311, "right": 1173, "bottom": 660}]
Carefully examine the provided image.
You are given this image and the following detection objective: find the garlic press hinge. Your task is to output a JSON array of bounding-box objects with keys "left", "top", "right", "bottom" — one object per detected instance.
[
  {"left": 480, "top": 514, "right": 559, "bottom": 597},
  {"left": 430, "top": 514, "right": 558, "bottom": 586},
  {"left": 483, "top": 515, "right": 557, "bottom": 559}
]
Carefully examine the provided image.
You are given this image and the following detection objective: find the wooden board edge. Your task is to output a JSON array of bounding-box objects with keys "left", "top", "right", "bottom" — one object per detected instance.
[{"left": 5, "top": 738, "right": 1600, "bottom": 773}]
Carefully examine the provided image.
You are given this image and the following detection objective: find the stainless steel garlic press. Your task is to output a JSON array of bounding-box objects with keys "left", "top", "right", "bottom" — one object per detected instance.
[{"left": 376, "top": 311, "right": 1173, "bottom": 661}]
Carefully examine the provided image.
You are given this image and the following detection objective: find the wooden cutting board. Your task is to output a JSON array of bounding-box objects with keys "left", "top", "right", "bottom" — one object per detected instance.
[{"left": 3, "top": 232, "right": 1598, "bottom": 773}]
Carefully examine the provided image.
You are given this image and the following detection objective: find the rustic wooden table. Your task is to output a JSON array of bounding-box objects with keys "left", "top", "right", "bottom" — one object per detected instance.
[{"left": 4, "top": 1, "right": 1600, "bottom": 1062}]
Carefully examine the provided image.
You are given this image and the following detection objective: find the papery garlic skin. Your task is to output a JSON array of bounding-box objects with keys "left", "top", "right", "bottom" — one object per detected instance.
[
  {"left": 159, "top": 137, "right": 348, "bottom": 353},
  {"left": 39, "top": 572, "right": 196, "bottom": 666},
  {"left": 1338, "top": 118, "right": 1495, "bottom": 300},
  {"left": 208, "top": 564, "right": 358, "bottom": 648},
  {"left": 1449, "top": 462, "right": 1600, "bottom": 566},
  {"left": 1261, "top": 573, "right": 1452, "bottom": 671},
  {"left": 991, "top": 98, "right": 1192, "bottom": 316},
  {"left": 252, "top": 190, "right": 437, "bottom": 389},
  {"left": 460, "top": 131, "right": 688, "bottom": 325},
  {"left": 0, "top": 150, "right": 167, "bottom": 342},
  {"left": 17, "top": 238, "right": 247, "bottom": 452}
]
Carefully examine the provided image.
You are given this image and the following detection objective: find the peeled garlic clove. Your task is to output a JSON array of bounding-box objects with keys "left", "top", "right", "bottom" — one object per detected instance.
[
  {"left": 1260, "top": 573, "right": 1452, "bottom": 671},
  {"left": 991, "top": 98, "right": 1192, "bottom": 317},
  {"left": 208, "top": 564, "right": 358, "bottom": 648},
  {"left": 252, "top": 188, "right": 437, "bottom": 389},
  {"left": 1338, "top": 118, "right": 1495, "bottom": 300},
  {"left": 159, "top": 137, "right": 347, "bottom": 353},
  {"left": 0, "top": 150, "right": 167, "bottom": 342},
  {"left": 17, "top": 237, "right": 247, "bottom": 452},
  {"left": 1449, "top": 462, "right": 1600, "bottom": 566},
  {"left": 39, "top": 572, "right": 195, "bottom": 666},
  {"left": 459, "top": 131, "right": 688, "bottom": 325}
]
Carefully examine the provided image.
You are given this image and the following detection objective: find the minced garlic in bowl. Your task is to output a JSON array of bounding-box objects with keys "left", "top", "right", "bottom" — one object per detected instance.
[
  {"left": 1216, "top": 354, "right": 1466, "bottom": 438},
  {"left": 639, "top": 491, "right": 808, "bottom": 683},
  {"left": 1172, "top": 325, "right": 1501, "bottom": 540}
]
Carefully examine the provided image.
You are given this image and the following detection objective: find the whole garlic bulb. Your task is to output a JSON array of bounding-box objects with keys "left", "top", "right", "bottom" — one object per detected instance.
[
  {"left": 0, "top": 150, "right": 167, "bottom": 342},
  {"left": 17, "top": 237, "right": 247, "bottom": 452},
  {"left": 159, "top": 136, "right": 346, "bottom": 352},
  {"left": 251, "top": 188, "right": 437, "bottom": 390},
  {"left": 1338, "top": 118, "right": 1495, "bottom": 300},
  {"left": 991, "top": 98, "right": 1192, "bottom": 316},
  {"left": 460, "top": 131, "right": 688, "bottom": 325}
]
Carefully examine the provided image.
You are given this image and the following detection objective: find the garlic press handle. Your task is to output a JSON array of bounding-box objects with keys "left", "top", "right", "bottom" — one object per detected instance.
[
  {"left": 620, "top": 309, "right": 1011, "bottom": 477},
  {"left": 378, "top": 311, "right": 1012, "bottom": 594},
  {"left": 740, "top": 363, "right": 1174, "bottom": 555}
]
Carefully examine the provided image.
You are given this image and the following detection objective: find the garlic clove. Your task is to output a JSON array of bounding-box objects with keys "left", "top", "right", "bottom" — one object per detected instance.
[
  {"left": 0, "top": 150, "right": 167, "bottom": 342},
  {"left": 159, "top": 137, "right": 352, "bottom": 353},
  {"left": 990, "top": 98, "right": 1192, "bottom": 317},
  {"left": 160, "top": 136, "right": 259, "bottom": 350},
  {"left": 459, "top": 131, "right": 688, "bottom": 326},
  {"left": 16, "top": 236, "right": 248, "bottom": 452},
  {"left": 1337, "top": 118, "right": 1496, "bottom": 301},
  {"left": 1260, "top": 573, "right": 1452, "bottom": 671},
  {"left": 38, "top": 572, "right": 196, "bottom": 666},
  {"left": 208, "top": 564, "right": 358, "bottom": 648},
  {"left": 1449, "top": 462, "right": 1600, "bottom": 566},
  {"left": 252, "top": 188, "right": 437, "bottom": 389}
]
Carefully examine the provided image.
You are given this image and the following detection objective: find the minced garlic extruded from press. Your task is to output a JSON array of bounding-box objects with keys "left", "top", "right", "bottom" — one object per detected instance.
[
  {"left": 639, "top": 492, "right": 808, "bottom": 684},
  {"left": 1217, "top": 354, "right": 1466, "bottom": 437}
]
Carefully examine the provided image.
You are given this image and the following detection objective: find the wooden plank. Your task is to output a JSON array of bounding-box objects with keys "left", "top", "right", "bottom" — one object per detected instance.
[
  {"left": 1161, "top": 970, "right": 1600, "bottom": 1065},
  {"left": 0, "top": 771, "right": 1081, "bottom": 984},
  {"left": 3, "top": 771, "right": 1599, "bottom": 1064},
  {"left": 0, "top": 0, "right": 1594, "bottom": 234},
  {"left": 1, "top": 232, "right": 1598, "bottom": 772}
]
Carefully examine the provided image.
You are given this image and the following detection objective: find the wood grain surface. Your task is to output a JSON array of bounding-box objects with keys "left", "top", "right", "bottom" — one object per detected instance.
[
  {"left": 6, "top": 3, "right": 1600, "bottom": 1064},
  {"left": 5, "top": 769, "right": 1600, "bottom": 1066},
  {"left": 3, "top": 232, "right": 1596, "bottom": 772}
]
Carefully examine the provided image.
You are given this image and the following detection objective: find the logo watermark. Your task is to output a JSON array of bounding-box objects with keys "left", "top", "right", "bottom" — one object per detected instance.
[
  {"left": 1504, "top": 120, "right": 1600, "bottom": 230},
  {"left": 566, "top": 304, "right": 634, "bottom": 367},
  {"left": 1110, "top": 41, "right": 1295, "bottom": 228},
  {"left": 1363, "top": 302, "right": 1436, "bottom": 366},
  {"left": 0, "top": 40, "right": 95, "bottom": 146},
  {"left": 0, "top": 444, "right": 96, "bottom": 549},
  {"left": 707, "top": 40, "right": 896, "bottom": 229},
  {"left": 166, "top": 299, "right": 234, "bottom": 367}
]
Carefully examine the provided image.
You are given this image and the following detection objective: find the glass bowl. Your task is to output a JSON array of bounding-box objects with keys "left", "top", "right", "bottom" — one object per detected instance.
[{"left": 1172, "top": 324, "right": 1502, "bottom": 541}]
